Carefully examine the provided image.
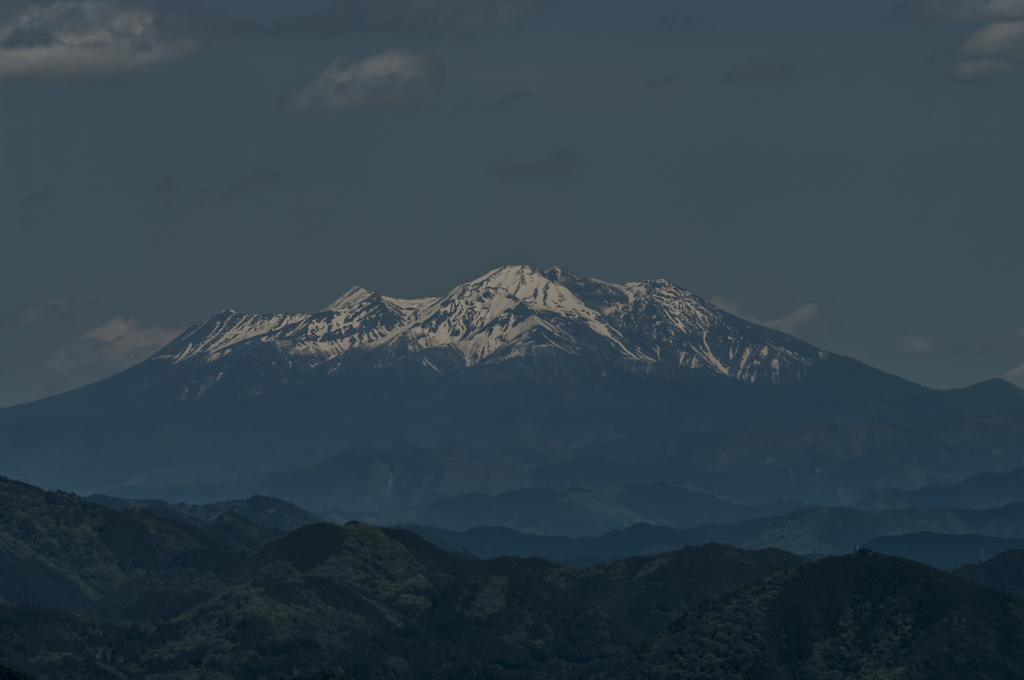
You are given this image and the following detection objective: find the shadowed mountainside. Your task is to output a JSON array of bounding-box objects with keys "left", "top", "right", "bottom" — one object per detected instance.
[{"left": 955, "top": 549, "right": 1024, "bottom": 599}]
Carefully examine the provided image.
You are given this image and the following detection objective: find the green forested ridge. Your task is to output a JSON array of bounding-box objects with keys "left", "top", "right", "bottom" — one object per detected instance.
[
  {"left": 0, "top": 665, "right": 34, "bottom": 680},
  {"left": 5, "top": 477, "right": 1024, "bottom": 679},
  {"left": 0, "top": 476, "right": 804, "bottom": 679},
  {"left": 605, "top": 551, "right": 1024, "bottom": 680},
  {"left": 86, "top": 494, "right": 324, "bottom": 533},
  {"left": 0, "top": 476, "right": 278, "bottom": 612}
]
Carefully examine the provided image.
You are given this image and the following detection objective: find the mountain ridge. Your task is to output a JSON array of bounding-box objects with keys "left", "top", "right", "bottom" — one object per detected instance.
[{"left": 148, "top": 265, "right": 834, "bottom": 401}]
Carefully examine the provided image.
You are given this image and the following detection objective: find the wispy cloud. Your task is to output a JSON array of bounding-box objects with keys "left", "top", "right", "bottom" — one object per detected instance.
[
  {"left": 900, "top": 1, "right": 1024, "bottom": 79},
  {"left": 655, "top": 10, "right": 710, "bottom": 32},
  {"left": 712, "top": 298, "right": 849, "bottom": 340},
  {"left": 48, "top": 317, "right": 181, "bottom": 372},
  {"left": 153, "top": 174, "right": 190, "bottom": 208},
  {"left": 1007, "top": 362, "right": 1024, "bottom": 388},
  {"left": 644, "top": 75, "right": 677, "bottom": 89},
  {"left": 0, "top": 0, "right": 205, "bottom": 81},
  {"left": 222, "top": 170, "right": 284, "bottom": 201},
  {"left": 893, "top": 332, "right": 938, "bottom": 357},
  {"left": 908, "top": 0, "right": 1024, "bottom": 22},
  {"left": 950, "top": 20, "right": 1024, "bottom": 80},
  {"left": 22, "top": 188, "right": 55, "bottom": 207},
  {"left": 281, "top": 50, "right": 445, "bottom": 115},
  {"left": 276, "top": 0, "right": 559, "bottom": 39},
  {"left": 0, "top": 0, "right": 555, "bottom": 83},
  {"left": 460, "top": 88, "right": 532, "bottom": 111},
  {"left": 722, "top": 58, "right": 793, "bottom": 85},
  {"left": 957, "top": 324, "right": 1024, "bottom": 354},
  {"left": 0, "top": 298, "right": 87, "bottom": 329},
  {"left": 490, "top": 149, "right": 577, "bottom": 180}
]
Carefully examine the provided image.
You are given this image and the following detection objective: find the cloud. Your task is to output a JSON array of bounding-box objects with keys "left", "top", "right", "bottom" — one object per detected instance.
[
  {"left": 1007, "top": 362, "right": 1024, "bottom": 387},
  {"left": 48, "top": 317, "right": 180, "bottom": 372},
  {"left": 893, "top": 332, "right": 938, "bottom": 357},
  {"left": 460, "top": 88, "right": 532, "bottom": 111},
  {"left": 722, "top": 58, "right": 793, "bottom": 85},
  {"left": 0, "top": 0, "right": 555, "bottom": 83},
  {"left": 490, "top": 149, "right": 577, "bottom": 180},
  {"left": 281, "top": 50, "right": 445, "bottom": 115},
  {"left": 277, "top": 0, "right": 558, "bottom": 39},
  {"left": 0, "top": 0, "right": 205, "bottom": 81},
  {"left": 152, "top": 174, "right": 190, "bottom": 207},
  {"left": 655, "top": 10, "right": 710, "bottom": 32},
  {"left": 22, "top": 188, "right": 54, "bottom": 206},
  {"left": 221, "top": 170, "right": 284, "bottom": 201},
  {"left": 951, "top": 20, "right": 1024, "bottom": 79},
  {"left": 957, "top": 324, "right": 1024, "bottom": 354},
  {"left": 712, "top": 298, "right": 850, "bottom": 340},
  {"left": 644, "top": 76, "right": 677, "bottom": 89},
  {"left": 909, "top": 0, "right": 1024, "bottom": 22},
  {"left": 0, "top": 298, "right": 85, "bottom": 329}
]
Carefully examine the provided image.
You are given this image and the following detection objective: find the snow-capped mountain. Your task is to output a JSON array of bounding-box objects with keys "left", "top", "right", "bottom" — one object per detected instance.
[
  {"left": 151, "top": 265, "right": 827, "bottom": 398},
  {"left": 3, "top": 265, "right": 1022, "bottom": 499}
]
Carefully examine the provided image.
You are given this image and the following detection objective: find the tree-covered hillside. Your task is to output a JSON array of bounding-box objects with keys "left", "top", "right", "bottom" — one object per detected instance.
[
  {"left": 605, "top": 550, "right": 1024, "bottom": 680},
  {"left": 0, "top": 477, "right": 803, "bottom": 679}
]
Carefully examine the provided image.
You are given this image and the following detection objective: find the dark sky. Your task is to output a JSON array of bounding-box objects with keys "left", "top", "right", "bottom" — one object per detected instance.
[{"left": 2, "top": 0, "right": 1024, "bottom": 408}]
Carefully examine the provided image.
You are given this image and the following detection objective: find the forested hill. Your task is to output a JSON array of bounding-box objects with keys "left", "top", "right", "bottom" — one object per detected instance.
[
  {"left": 0, "top": 475, "right": 804, "bottom": 679},
  {"left": 5, "top": 476, "right": 1024, "bottom": 678},
  {"left": 604, "top": 550, "right": 1024, "bottom": 680}
]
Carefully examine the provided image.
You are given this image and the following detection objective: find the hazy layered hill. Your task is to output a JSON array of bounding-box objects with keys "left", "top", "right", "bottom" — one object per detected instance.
[
  {"left": 604, "top": 551, "right": 1024, "bottom": 679},
  {"left": 856, "top": 465, "right": 1024, "bottom": 511},
  {"left": 72, "top": 412, "right": 1024, "bottom": 515},
  {"left": 379, "top": 483, "right": 810, "bottom": 536},
  {"left": 85, "top": 493, "right": 324, "bottom": 532},
  {"left": 0, "top": 265, "right": 1020, "bottom": 500},
  {"left": 408, "top": 502, "right": 1024, "bottom": 564}
]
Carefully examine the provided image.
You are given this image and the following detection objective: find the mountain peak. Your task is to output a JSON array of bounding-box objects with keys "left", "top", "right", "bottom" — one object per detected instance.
[{"left": 323, "top": 286, "right": 380, "bottom": 313}]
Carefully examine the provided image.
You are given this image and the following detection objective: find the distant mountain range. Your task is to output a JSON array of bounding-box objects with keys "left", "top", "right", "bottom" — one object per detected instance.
[
  {"left": 407, "top": 501, "right": 1024, "bottom": 565},
  {"left": 375, "top": 482, "right": 811, "bottom": 536},
  {"left": 0, "top": 265, "right": 1021, "bottom": 504}
]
